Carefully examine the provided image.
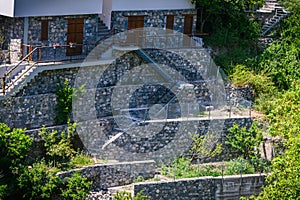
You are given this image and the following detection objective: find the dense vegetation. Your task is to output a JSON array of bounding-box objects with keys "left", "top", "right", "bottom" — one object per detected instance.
[
  {"left": 0, "top": 123, "right": 94, "bottom": 199},
  {"left": 200, "top": 0, "right": 300, "bottom": 198}
]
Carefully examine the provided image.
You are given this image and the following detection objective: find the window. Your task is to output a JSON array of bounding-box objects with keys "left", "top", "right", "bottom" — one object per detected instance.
[{"left": 41, "top": 20, "right": 49, "bottom": 41}]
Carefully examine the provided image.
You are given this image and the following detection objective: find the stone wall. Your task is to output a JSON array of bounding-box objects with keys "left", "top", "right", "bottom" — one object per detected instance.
[
  {"left": 111, "top": 9, "right": 197, "bottom": 33},
  {"left": 57, "top": 160, "right": 156, "bottom": 191},
  {"left": 28, "top": 15, "right": 99, "bottom": 47},
  {"left": 0, "top": 94, "right": 57, "bottom": 129},
  {"left": 134, "top": 174, "right": 266, "bottom": 200}
]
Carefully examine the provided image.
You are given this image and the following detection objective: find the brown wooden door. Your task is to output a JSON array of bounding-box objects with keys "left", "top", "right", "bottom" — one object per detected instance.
[
  {"left": 128, "top": 16, "right": 144, "bottom": 30},
  {"left": 166, "top": 15, "right": 174, "bottom": 30},
  {"left": 127, "top": 16, "right": 144, "bottom": 45},
  {"left": 183, "top": 15, "right": 193, "bottom": 35},
  {"left": 183, "top": 15, "right": 194, "bottom": 47},
  {"left": 67, "top": 18, "right": 84, "bottom": 56}
]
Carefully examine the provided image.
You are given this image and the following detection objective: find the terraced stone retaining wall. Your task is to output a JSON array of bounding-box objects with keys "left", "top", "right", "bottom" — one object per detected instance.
[
  {"left": 134, "top": 174, "right": 266, "bottom": 200},
  {"left": 57, "top": 160, "right": 156, "bottom": 191}
]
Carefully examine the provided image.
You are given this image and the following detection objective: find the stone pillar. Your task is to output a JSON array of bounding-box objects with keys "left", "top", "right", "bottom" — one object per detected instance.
[{"left": 9, "top": 39, "right": 22, "bottom": 63}]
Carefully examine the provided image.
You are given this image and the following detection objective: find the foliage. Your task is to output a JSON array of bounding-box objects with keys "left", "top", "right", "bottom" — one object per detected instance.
[
  {"left": 160, "top": 157, "right": 222, "bottom": 179},
  {"left": 192, "top": 0, "right": 264, "bottom": 33},
  {"left": 225, "top": 157, "right": 255, "bottom": 175},
  {"left": 254, "top": 14, "right": 300, "bottom": 90},
  {"left": 226, "top": 122, "right": 262, "bottom": 161},
  {"left": 60, "top": 172, "right": 92, "bottom": 200},
  {"left": 190, "top": 132, "right": 222, "bottom": 160},
  {"left": 267, "top": 82, "right": 300, "bottom": 139},
  {"left": 134, "top": 190, "right": 148, "bottom": 200},
  {"left": 0, "top": 184, "right": 7, "bottom": 200},
  {"left": 257, "top": 134, "right": 300, "bottom": 199},
  {"left": 231, "top": 65, "right": 276, "bottom": 98},
  {"left": 0, "top": 123, "right": 32, "bottom": 171},
  {"left": 114, "top": 191, "right": 132, "bottom": 200},
  {"left": 38, "top": 122, "right": 77, "bottom": 166},
  {"left": 18, "top": 161, "right": 61, "bottom": 200},
  {"left": 70, "top": 153, "right": 95, "bottom": 168},
  {"left": 55, "top": 79, "right": 85, "bottom": 125}
]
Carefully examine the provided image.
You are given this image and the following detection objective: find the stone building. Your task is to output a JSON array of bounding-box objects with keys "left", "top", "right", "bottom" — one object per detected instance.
[{"left": 0, "top": 0, "right": 196, "bottom": 63}]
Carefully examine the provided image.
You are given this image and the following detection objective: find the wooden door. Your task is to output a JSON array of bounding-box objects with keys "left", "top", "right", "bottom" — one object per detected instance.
[
  {"left": 183, "top": 15, "right": 193, "bottom": 35},
  {"left": 128, "top": 16, "right": 144, "bottom": 30},
  {"left": 166, "top": 15, "right": 175, "bottom": 30},
  {"left": 67, "top": 18, "right": 84, "bottom": 56},
  {"left": 183, "top": 15, "right": 194, "bottom": 47},
  {"left": 127, "top": 16, "right": 144, "bottom": 45}
]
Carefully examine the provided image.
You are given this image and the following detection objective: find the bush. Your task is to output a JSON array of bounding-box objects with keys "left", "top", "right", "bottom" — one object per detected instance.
[
  {"left": 114, "top": 191, "right": 132, "bottom": 200},
  {"left": 61, "top": 172, "right": 92, "bottom": 200},
  {"left": 0, "top": 184, "right": 7, "bottom": 200},
  {"left": 0, "top": 123, "right": 32, "bottom": 172},
  {"left": 55, "top": 79, "right": 85, "bottom": 125},
  {"left": 70, "top": 153, "right": 94, "bottom": 168},
  {"left": 225, "top": 157, "right": 255, "bottom": 175},
  {"left": 18, "top": 161, "right": 61, "bottom": 200},
  {"left": 38, "top": 123, "right": 77, "bottom": 166},
  {"left": 226, "top": 122, "right": 262, "bottom": 161}
]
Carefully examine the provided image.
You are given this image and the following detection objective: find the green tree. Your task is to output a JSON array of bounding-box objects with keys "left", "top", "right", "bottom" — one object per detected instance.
[
  {"left": 226, "top": 122, "right": 262, "bottom": 160},
  {"left": 191, "top": 0, "right": 264, "bottom": 33}
]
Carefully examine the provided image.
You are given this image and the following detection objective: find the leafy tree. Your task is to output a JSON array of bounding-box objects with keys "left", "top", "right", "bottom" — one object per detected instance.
[
  {"left": 191, "top": 0, "right": 264, "bottom": 33},
  {"left": 226, "top": 122, "right": 262, "bottom": 161}
]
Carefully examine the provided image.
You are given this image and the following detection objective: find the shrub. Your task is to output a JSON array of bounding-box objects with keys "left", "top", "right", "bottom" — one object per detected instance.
[
  {"left": 18, "top": 161, "right": 61, "bottom": 200},
  {"left": 114, "top": 191, "right": 132, "bottom": 200},
  {"left": 226, "top": 122, "right": 262, "bottom": 161},
  {"left": 60, "top": 172, "right": 92, "bottom": 200},
  {"left": 55, "top": 79, "right": 85, "bottom": 125},
  {"left": 0, "top": 184, "right": 7, "bottom": 200},
  {"left": 225, "top": 157, "right": 255, "bottom": 175},
  {"left": 70, "top": 153, "right": 94, "bottom": 168},
  {"left": 0, "top": 123, "right": 32, "bottom": 171},
  {"left": 38, "top": 123, "right": 77, "bottom": 166}
]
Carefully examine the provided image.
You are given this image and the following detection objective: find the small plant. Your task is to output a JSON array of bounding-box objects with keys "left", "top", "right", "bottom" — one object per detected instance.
[
  {"left": 114, "top": 191, "right": 132, "bottom": 200},
  {"left": 70, "top": 152, "right": 94, "bottom": 168},
  {"left": 134, "top": 176, "right": 145, "bottom": 183},
  {"left": 191, "top": 132, "right": 222, "bottom": 161},
  {"left": 60, "top": 172, "right": 92, "bottom": 200},
  {"left": 134, "top": 190, "right": 148, "bottom": 200},
  {"left": 225, "top": 157, "right": 255, "bottom": 175},
  {"left": 38, "top": 122, "right": 77, "bottom": 166},
  {"left": 55, "top": 78, "right": 85, "bottom": 124}
]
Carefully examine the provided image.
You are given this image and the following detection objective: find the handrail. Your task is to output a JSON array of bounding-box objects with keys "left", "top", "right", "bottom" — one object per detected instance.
[
  {"left": 95, "top": 27, "right": 118, "bottom": 46},
  {"left": 5, "top": 47, "right": 38, "bottom": 76}
]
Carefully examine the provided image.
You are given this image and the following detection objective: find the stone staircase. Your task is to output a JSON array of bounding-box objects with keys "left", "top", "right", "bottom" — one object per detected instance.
[{"left": 257, "top": 0, "right": 290, "bottom": 36}]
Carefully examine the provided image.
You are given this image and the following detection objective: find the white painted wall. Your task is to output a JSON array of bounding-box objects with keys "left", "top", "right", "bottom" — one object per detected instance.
[
  {"left": 112, "top": 0, "right": 194, "bottom": 11},
  {"left": 0, "top": 0, "right": 15, "bottom": 17},
  {"left": 14, "top": 0, "right": 103, "bottom": 17},
  {"left": 100, "top": 0, "right": 112, "bottom": 29}
]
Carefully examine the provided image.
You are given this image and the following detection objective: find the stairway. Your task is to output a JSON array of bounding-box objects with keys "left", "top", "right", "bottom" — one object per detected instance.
[{"left": 257, "top": 0, "right": 290, "bottom": 37}]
